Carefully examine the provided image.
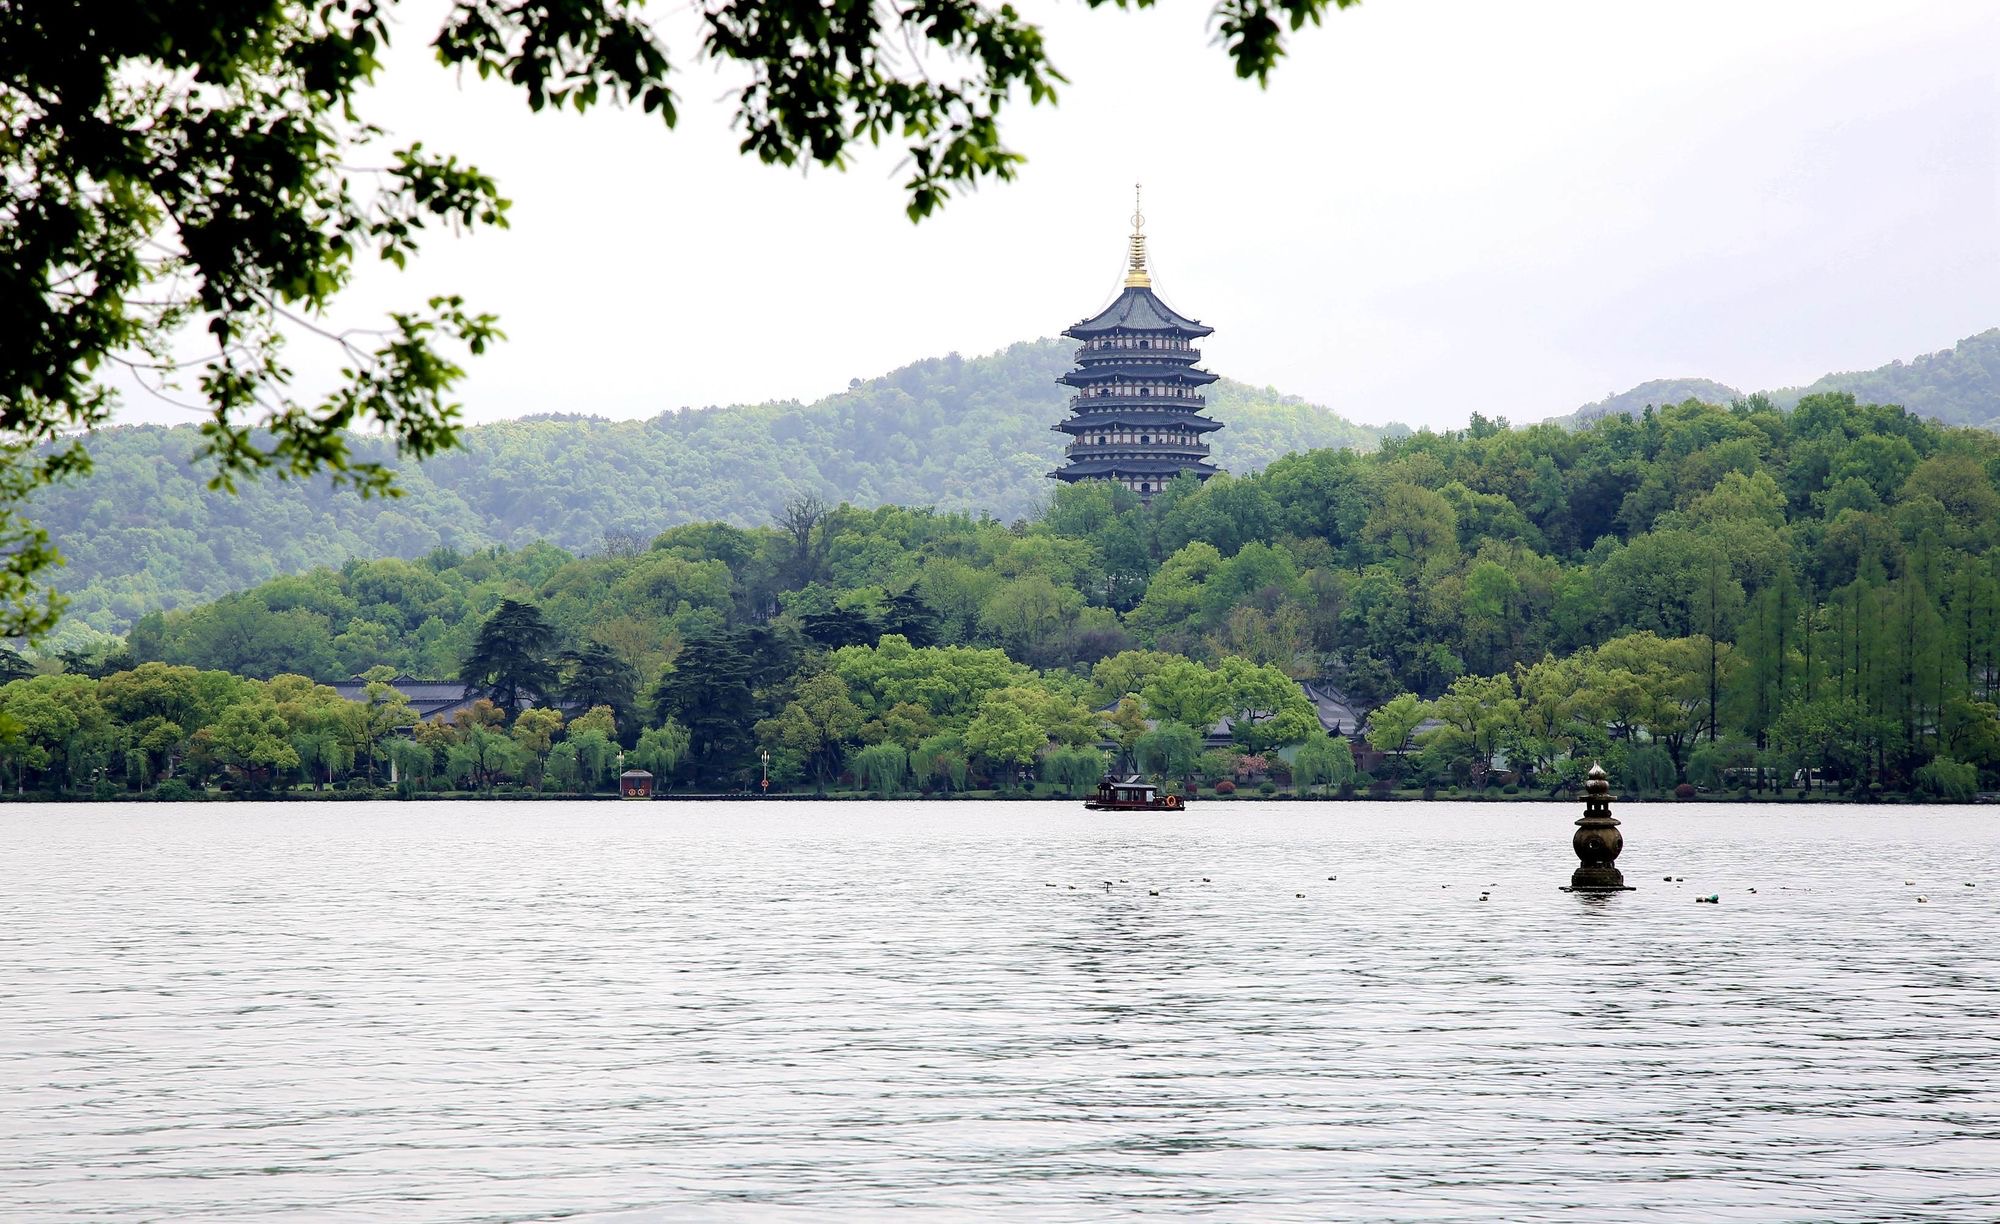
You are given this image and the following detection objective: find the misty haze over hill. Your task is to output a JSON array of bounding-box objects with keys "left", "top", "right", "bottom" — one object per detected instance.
[
  {"left": 42, "top": 340, "right": 1377, "bottom": 637},
  {"left": 40, "top": 327, "right": 2000, "bottom": 643},
  {"left": 1556, "top": 329, "right": 2000, "bottom": 429}
]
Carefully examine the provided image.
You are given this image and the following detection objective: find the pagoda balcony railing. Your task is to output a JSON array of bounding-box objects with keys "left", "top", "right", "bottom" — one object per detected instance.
[
  {"left": 1063, "top": 441, "right": 1211, "bottom": 459},
  {"left": 1067, "top": 393, "right": 1209, "bottom": 411},
  {"left": 1075, "top": 342, "right": 1200, "bottom": 359},
  {"left": 1080, "top": 354, "right": 1200, "bottom": 372}
]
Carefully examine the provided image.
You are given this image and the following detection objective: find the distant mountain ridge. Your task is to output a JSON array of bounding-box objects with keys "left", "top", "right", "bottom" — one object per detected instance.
[
  {"left": 1556, "top": 328, "right": 2000, "bottom": 430},
  {"left": 39, "top": 339, "right": 1380, "bottom": 636}
]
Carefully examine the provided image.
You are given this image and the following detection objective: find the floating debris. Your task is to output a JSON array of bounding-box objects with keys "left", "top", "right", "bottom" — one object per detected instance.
[
  {"left": 1148, "top": 890, "right": 1160, "bottom": 896},
  {"left": 1918, "top": 896, "right": 1929, "bottom": 903},
  {"left": 1295, "top": 892, "right": 1306, "bottom": 898},
  {"left": 1696, "top": 894, "right": 1720, "bottom": 904}
]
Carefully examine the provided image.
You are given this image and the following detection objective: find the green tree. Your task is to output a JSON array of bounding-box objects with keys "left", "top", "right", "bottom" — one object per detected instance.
[
  {"left": 1424, "top": 673, "right": 1521, "bottom": 778},
  {"left": 964, "top": 697, "right": 1043, "bottom": 783},
  {"left": 559, "top": 644, "right": 639, "bottom": 744},
  {"left": 210, "top": 699, "right": 301, "bottom": 791},
  {"left": 629, "top": 721, "right": 692, "bottom": 787},
  {"left": 978, "top": 573, "right": 1082, "bottom": 661},
  {"left": 11, "top": 0, "right": 1367, "bottom": 635},
  {"left": 1914, "top": 756, "right": 1977, "bottom": 802},
  {"left": 911, "top": 731, "right": 971, "bottom": 793},
  {"left": 848, "top": 741, "right": 909, "bottom": 796},
  {"left": 1042, "top": 745, "right": 1110, "bottom": 796},
  {"left": 359, "top": 670, "right": 419, "bottom": 783},
  {"left": 447, "top": 725, "right": 521, "bottom": 792},
  {"left": 756, "top": 673, "right": 865, "bottom": 790},
  {"left": 653, "top": 630, "right": 759, "bottom": 786},
  {"left": 569, "top": 705, "right": 619, "bottom": 741},
  {"left": 1293, "top": 734, "right": 1355, "bottom": 795},
  {"left": 1133, "top": 721, "right": 1203, "bottom": 782},
  {"left": 566, "top": 728, "right": 619, "bottom": 793},
  {"left": 1214, "top": 657, "right": 1320, "bottom": 753},
  {"left": 388, "top": 737, "right": 437, "bottom": 794},
  {"left": 512, "top": 706, "right": 566, "bottom": 785},
  {"left": 461, "top": 599, "right": 557, "bottom": 717},
  {"left": 1622, "top": 744, "right": 1676, "bottom": 795},
  {"left": 0, "top": 674, "right": 112, "bottom": 791},
  {"left": 1364, "top": 692, "right": 1429, "bottom": 780}
]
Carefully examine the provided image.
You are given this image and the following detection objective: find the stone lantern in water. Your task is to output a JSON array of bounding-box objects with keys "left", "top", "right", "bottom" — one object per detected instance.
[{"left": 1570, "top": 763, "right": 1631, "bottom": 891}]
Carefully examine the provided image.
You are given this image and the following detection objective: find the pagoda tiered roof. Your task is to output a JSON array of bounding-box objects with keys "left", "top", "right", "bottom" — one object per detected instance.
[
  {"left": 1063, "top": 285, "right": 1213, "bottom": 338},
  {"left": 1053, "top": 411, "right": 1223, "bottom": 434},
  {"left": 1048, "top": 187, "right": 1224, "bottom": 499},
  {"left": 1060, "top": 363, "right": 1218, "bottom": 387},
  {"left": 1055, "top": 457, "right": 1222, "bottom": 479}
]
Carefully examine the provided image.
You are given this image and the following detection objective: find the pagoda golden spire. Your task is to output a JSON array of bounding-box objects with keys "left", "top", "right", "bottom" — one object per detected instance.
[{"left": 1124, "top": 182, "right": 1151, "bottom": 288}]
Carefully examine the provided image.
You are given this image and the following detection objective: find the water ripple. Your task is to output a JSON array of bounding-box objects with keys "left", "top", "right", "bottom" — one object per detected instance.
[{"left": 3, "top": 801, "right": 1997, "bottom": 1221}]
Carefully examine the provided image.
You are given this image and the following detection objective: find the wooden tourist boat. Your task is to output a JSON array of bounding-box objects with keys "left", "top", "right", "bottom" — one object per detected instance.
[{"left": 1085, "top": 776, "right": 1185, "bottom": 812}]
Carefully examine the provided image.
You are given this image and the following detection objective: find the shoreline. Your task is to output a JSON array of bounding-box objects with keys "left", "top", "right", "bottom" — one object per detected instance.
[{"left": 6, "top": 789, "right": 1988, "bottom": 805}]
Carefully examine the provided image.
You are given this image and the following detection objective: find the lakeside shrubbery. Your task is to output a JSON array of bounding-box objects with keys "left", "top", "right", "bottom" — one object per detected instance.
[{"left": 14, "top": 391, "right": 2000, "bottom": 800}]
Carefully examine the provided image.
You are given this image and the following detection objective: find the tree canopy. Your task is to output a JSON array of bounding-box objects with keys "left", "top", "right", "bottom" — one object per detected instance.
[{"left": 2, "top": 0, "right": 1370, "bottom": 638}]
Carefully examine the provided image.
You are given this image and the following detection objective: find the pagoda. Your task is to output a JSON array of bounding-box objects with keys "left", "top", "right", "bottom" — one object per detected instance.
[{"left": 1050, "top": 188, "right": 1222, "bottom": 500}]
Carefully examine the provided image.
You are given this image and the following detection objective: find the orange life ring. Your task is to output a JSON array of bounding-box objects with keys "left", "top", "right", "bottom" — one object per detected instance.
[{"left": 1163, "top": 794, "right": 1182, "bottom": 809}]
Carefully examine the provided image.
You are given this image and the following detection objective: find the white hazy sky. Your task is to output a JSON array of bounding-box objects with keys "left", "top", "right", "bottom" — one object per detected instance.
[{"left": 122, "top": 0, "right": 2000, "bottom": 429}]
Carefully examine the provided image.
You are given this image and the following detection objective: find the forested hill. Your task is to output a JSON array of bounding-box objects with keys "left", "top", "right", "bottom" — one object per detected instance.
[
  {"left": 1554, "top": 329, "right": 2000, "bottom": 430},
  {"left": 41, "top": 339, "right": 1380, "bottom": 636},
  {"left": 1769, "top": 329, "right": 2000, "bottom": 429},
  {"left": 93, "top": 389, "right": 2000, "bottom": 802},
  {"left": 1567, "top": 379, "right": 1745, "bottom": 426}
]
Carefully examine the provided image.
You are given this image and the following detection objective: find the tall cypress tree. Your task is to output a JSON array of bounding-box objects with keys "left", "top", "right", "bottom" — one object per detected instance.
[
  {"left": 461, "top": 599, "right": 558, "bottom": 719},
  {"left": 652, "top": 631, "right": 756, "bottom": 787},
  {"left": 559, "top": 643, "right": 639, "bottom": 743}
]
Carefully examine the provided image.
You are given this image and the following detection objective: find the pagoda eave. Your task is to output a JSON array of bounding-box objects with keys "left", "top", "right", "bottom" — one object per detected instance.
[
  {"left": 1059, "top": 366, "right": 1219, "bottom": 387},
  {"left": 1055, "top": 413, "right": 1223, "bottom": 434},
  {"left": 1063, "top": 286, "right": 1214, "bottom": 338},
  {"left": 1052, "top": 458, "right": 1222, "bottom": 480}
]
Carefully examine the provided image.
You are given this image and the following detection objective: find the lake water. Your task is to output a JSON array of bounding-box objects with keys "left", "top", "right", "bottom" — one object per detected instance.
[{"left": 3, "top": 801, "right": 1997, "bottom": 1221}]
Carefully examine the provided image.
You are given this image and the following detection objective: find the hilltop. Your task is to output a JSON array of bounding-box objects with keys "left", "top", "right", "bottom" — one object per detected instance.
[{"left": 1551, "top": 329, "right": 2000, "bottom": 429}]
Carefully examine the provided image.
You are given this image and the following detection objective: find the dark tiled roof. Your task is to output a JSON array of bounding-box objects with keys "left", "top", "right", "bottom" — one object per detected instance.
[
  {"left": 1060, "top": 364, "right": 1219, "bottom": 386},
  {"left": 1056, "top": 412, "right": 1223, "bottom": 433},
  {"left": 325, "top": 676, "right": 553, "bottom": 725},
  {"left": 1195, "top": 680, "right": 1375, "bottom": 744},
  {"left": 1300, "top": 681, "right": 1366, "bottom": 735},
  {"left": 1063, "top": 287, "right": 1213, "bottom": 338}
]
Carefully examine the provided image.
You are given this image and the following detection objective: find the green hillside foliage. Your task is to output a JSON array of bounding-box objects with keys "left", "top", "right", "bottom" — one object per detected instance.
[
  {"left": 1567, "top": 378, "right": 1743, "bottom": 426},
  {"left": 68, "top": 390, "right": 2000, "bottom": 799},
  {"left": 1550, "top": 329, "right": 2000, "bottom": 431},
  {"left": 1770, "top": 329, "right": 2000, "bottom": 430},
  {"left": 38, "top": 340, "right": 1377, "bottom": 635}
]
